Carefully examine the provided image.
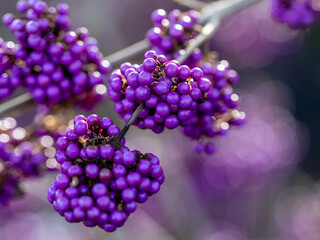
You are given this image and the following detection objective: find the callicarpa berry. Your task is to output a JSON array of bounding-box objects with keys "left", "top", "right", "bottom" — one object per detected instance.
[
  {"left": 3, "top": 0, "right": 111, "bottom": 105},
  {"left": 182, "top": 53, "right": 245, "bottom": 154},
  {"left": 146, "top": 9, "right": 203, "bottom": 67},
  {"left": 48, "top": 115, "right": 165, "bottom": 232},
  {"left": 108, "top": 51, "right": 211, "bottom": 133},
  {"left": 270, "top": 0, "right": 319, "bottom": 29}
]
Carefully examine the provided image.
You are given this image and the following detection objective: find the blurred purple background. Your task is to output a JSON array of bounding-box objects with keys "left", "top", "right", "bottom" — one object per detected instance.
[{"left": 1, "top": 0, "right": 320, "bottom": 239}]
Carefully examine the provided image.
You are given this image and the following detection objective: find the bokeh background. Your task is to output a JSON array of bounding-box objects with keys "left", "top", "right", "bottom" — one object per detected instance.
[{"left": 0, "top": 0, "right": 320, "bottom": 239}]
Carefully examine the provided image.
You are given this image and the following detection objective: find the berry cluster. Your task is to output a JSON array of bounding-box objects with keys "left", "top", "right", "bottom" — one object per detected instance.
[
  {"left": 2, "top": 0, "right": 110, "bottom": 105},
  {"left": 182, "top": 56, "right": 245, "bottom": 154},
  {"left": 108, "top": 51, "right": 211, "bottom": 133},
  {"left": 48, "top": 115, "right": 164, "bottom": 232},
  {"left": 0, "top": 40, "right": 24, "bottom": 101},
  {"left": 146, "top": 9, "right": 202, "bottom": 67},
  {"left": 270, "top": 0, "right": 319, "bottom": 29}
]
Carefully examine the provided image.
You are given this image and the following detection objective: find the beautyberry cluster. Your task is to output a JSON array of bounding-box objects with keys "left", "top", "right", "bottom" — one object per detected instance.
[
  {"left": 108, "top": 51, "right": 211, "bottom": 133},
  {"left": 146, "top": 9, "right": 202, "bottom": 67},
  {"left": 183, "top": 56, "right": 245, "bottom": 154},
  {"left": 270, "top": 0, "right": 319, "bottom": 29},
  {"left": 144, "top": 9, "right": 246, "bottom": 154},
  {"left": 2, "top": 0, "right": 110, "bottom": 105},
  {"left": 48, "top": 115, "right": 164, "bottom": 232},
  {"left": 0, "top": 40, "right": 24, "bottom": 101}
]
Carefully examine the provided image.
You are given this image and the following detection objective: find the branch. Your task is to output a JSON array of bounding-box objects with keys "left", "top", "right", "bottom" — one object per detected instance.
[
  {"left": 0, "top": 92, "right": 33, "bottom": 116},
  {"left": 115, "top": 103, "right": 145, "bottom": 142},
  {"left": 107, "top": 39, "right": 150, "bottom": 66},
  {"left": 199, "top": 0, "right": 262, "bottom": 25},
  {"left": 173, "top": 0, "right": 208, "bottom": 11},
  {"left": 0, "top": 0, "right": 262, "bottom": 118},
  {"left": 177, "top": 18, "right": 220, "bottom": 64}
]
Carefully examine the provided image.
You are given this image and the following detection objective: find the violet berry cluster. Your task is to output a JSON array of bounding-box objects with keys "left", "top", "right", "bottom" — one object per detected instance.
[
  {"left": 146, "top": 9, "right": 202, "bottom": 67},
  {"left": 108, "top": 51, "right": 211, "bottom": 133},
  {"left": 48, "top": 115, "right": 164, "bottom": 232},
  {"left": 0, "top": 39, "right": 24, "bottom": 101},
  {"left": 270, "top": 0, "right": 319, "bottom": 29},
  {"left": 2, "top": 0, "right": 110, "bottom": 105},
  {"left": 144, "top": 9, "right": 246, "bottom": 154},
  {"left": 183, "top": 56, "right": 245, "bottom": 154}
]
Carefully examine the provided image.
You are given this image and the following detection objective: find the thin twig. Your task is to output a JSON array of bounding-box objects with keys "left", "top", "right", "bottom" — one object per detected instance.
[
  {"left": 177, "top": 17, "right": 220, "bottom": 64},
  {"left": 115, "top": 103, "right": 145, "bottom": 142},
  {"left": 174, "top": 0, "right": 208, "bottom": 11},
  {"left": 0, "top": 93, "right": 33, "bottom": 117},
  {"left": 106, "top": 39, "right": 150, "bottom": 66},
  {"left": 199, "top": 0, "right": 262, "bottom": 25}
]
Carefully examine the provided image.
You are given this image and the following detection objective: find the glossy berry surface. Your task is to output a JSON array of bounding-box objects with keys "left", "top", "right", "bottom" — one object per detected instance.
[
  {"left": 48, "top": 115, "right": 165, "bottom": 232},
  {"left": 108, "top": 52, "right": 211, "bottom": 133}
]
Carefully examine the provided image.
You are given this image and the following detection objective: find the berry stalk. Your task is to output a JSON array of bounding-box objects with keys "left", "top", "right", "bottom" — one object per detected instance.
[
  {"left": 0, "top": 92, "right": 33, "bottom": 116},
  {"left": 115, "top": 102, "right": 145, "bottom": 142},
  {"left": 199, "top": 0, "right": 263, "bottom": 25},
  {"left": 107, "top": 40, "right": 150, "bottom": 67},
  {"left": 174, "top": 0, "right": 207, "bottom": 11},
  {"left": 177, "top": 17, "right": 220, "bottom": 64}
]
